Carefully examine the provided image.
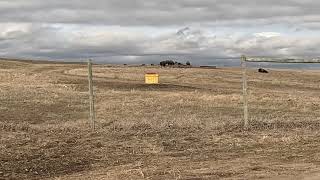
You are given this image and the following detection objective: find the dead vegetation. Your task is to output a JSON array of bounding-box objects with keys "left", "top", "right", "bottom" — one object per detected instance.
[{"left": 0, "top": 59, "right": 320, "bottom": 179}]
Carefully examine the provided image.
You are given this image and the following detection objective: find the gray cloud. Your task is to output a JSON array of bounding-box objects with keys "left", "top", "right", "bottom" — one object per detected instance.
[
  {"left": 1, "top": 1, "right": 320, "bottom": 64},
  {"left": 1, "top": 0, "right": 320, "bottom": 27}
]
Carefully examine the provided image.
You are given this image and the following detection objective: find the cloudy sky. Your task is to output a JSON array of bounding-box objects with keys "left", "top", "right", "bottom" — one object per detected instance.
[{"left": 1, "top": 0, "right": 320, "bottom": 64}]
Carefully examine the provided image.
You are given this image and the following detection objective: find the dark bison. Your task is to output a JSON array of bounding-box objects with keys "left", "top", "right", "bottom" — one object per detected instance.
[{"left": 258, "top": 68, "right": 269, "bottom": 73}]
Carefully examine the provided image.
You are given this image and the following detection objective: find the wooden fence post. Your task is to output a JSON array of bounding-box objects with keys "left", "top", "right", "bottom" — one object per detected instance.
[
  {"left": 241, "top": 55, "right": 249, "bottom": 129},
  {"left": 88, "top": 59, "right": 95, "bottom": 130}
]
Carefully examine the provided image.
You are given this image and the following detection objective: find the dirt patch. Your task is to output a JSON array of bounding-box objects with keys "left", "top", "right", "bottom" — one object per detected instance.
[{"left": 0, "top": 130, "right": 96, "bottom": 179}]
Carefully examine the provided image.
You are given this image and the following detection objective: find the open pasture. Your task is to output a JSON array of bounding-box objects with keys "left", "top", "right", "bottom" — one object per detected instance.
[{"left": 1, "top": 59, "right": 320, "bottom": 179}]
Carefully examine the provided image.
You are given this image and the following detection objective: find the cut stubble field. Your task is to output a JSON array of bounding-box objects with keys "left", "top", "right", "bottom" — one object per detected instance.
[{"left": 1, "top": 59, "right": 320, "bottom": 179}]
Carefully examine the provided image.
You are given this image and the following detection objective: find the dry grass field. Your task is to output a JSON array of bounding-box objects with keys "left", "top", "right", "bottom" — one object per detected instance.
[{"left": 1, "top": 59, "right": 320, "bottom": 179}]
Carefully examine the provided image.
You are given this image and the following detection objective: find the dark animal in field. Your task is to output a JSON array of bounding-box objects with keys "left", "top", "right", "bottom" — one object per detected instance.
[{"left": 258, "top": 68, "right": 269, "bottom": 73}]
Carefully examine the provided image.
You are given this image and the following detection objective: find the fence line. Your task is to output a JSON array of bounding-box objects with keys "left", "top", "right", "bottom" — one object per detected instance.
[
  {"left": 241, "top": 55, "right": 320, "bottom": 129},
  {"left": 246, "top": 57, "right": 320, "bottom": 63},
  {"left": 85, "top": 56, "right": 319, "bottom": 131}
]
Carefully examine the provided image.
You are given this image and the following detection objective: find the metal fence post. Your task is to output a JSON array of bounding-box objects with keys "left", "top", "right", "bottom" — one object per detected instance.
[
  {"left": 88, "top": 59, "right": 95, "bottom": 130},
  {"left": 241, "top": 55, "right": 249, "bottom": 129}
]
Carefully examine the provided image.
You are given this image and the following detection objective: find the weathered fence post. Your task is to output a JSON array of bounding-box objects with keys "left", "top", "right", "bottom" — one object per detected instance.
[
  {"left": 241, "top": 55, "right": 249, "bottom": 129},
  {"left": 88, "top": 59, "right": 95, "bottom": 130}
]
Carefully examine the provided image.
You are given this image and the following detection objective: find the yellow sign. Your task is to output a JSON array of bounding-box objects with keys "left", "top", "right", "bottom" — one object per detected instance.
[{"left": 145, "top": 73, "right": 159, "bottom": 84}]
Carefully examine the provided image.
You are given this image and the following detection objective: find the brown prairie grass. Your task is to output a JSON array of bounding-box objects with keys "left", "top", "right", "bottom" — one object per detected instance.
[{"left": 0, "top": 59, "right": 320, "bottom": 179}]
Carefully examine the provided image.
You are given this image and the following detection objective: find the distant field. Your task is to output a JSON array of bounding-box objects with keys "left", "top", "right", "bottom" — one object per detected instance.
[{"left": 1, "top": 59, "right": 320, "bottom": 179}]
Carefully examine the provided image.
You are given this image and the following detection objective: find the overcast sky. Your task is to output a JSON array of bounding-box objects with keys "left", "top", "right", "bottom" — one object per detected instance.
[{"left": 1, "top": 0, "right": 320, "bottom": 64}]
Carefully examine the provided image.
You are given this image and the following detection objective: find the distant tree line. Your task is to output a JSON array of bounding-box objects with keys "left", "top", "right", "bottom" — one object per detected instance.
[{"left": 159, "top": 60, "right": 191, "bottom": 67}]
